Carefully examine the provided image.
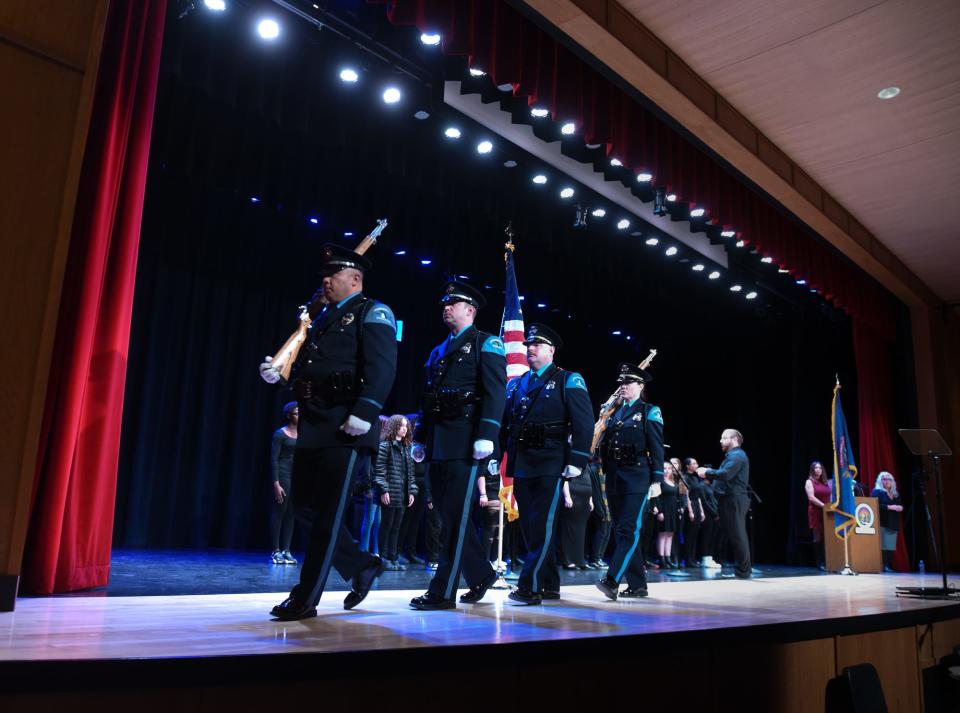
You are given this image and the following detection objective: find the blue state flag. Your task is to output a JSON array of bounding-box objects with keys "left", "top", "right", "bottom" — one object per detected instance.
[{"left": 830, "top": 381, "right": 858, "bottom": 539}]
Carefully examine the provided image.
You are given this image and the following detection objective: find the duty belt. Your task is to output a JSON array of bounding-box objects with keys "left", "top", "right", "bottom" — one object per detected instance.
[
  {"left": 293, "top": 371, "right": 356, "bottom": 405},
  {"left": 510, "top": 421, "right": 568, "bottom": 448},
  {"left": 422, "top": 388, "right": 481, "bottom": 423}
]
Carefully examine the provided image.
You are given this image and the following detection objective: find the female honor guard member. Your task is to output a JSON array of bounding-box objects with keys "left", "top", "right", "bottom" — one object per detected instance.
[
  {"left": 259, "top": 244, "right": 397, "bottom": 620},
  {"left": 596, "top": 363, "right": 665, "bottom": 600},
  {"left": 499, "top": 323, "right": 594, "bottom": 604},
  {"left": 410, "top": 281, "right": 507, "bottom": 610}
]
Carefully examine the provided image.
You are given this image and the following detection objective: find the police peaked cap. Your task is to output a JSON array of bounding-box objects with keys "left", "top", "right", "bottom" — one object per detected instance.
[
  {"left": 523, "top": 323, "right": 563, "bottom": 350},
  {"left": 440, "top": 281, "right": 486, "bottom": 309},
  {"left": 617, "top": 362, "right": 653, "bottom": 384},
  {"left": 320, "top": 243, "right": 372, "bottom": 275}
]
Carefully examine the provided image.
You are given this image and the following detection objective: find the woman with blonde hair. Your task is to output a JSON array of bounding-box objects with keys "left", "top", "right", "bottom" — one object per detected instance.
[{"left": 872, "top": 471, "right": 903, "bottom": 572}]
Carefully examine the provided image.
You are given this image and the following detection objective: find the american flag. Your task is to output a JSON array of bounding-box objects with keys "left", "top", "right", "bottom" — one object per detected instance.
[{"left": 498, "top": 243, "right": 527, "bottom": 521}]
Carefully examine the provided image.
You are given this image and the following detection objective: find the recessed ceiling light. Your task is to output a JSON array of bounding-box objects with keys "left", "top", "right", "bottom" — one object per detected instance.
[
  {"left": 877, "top": 86, "right": 900, "bottom": 100},
  {"left": 414, "top": 110, "right": 429, "bottom": 120},
  {"left": 665, "top": 246, "right": 678, "bottom": 256},
  {"left": 339, "top": 68, "right": 359, "bottom": 83},
  {"left": 636, "top": 172, "right": 653, "bottom": 182},
  {"left": 503, "top": 160, "right": 517, "bottom": 168},
  {"left": 666, "top": 193, "right": 677, "bottom": 202},
  {"left": 469, "top": 67, "right": 486, "bottom": 77},
  {"left": 476, "top": 140, "right": 493, "bottom": 154},
  {"left": 645, "top": 237, "right": 659, "bottom": 246},
  {"left": 532, "top": 174, "right": 548, "bottom": 184},
  {"left": 382, "top": 87, "right": 401, "bottom": 104},
  {"left": 690, "top": 208, "right": 705, "bottom": 218},
  {"left": 592, "top": 208, "right": 606, "bottom": 217},
  {"left": 761, "top": 256, "right": 773, "bottom": 263},
  {"left": 617, "top": 219, "right": 630, "bottom": 230},
  {"left": 560, "top": 122, "right": 576, "bottom": 135},
  {"left": 610, "top": 158, "right": 623, "bottom": 167},
  {"left": 746, "top": 291, "right": 758, "bottom": 300},
  {"left": 560, "top": 187, "right": 575, "bottom": 199},
  {"left": 720, "top": 230, "right": 736, "bottom": 238},
  {"left": 530, "top": 107, "right": 549, "bottom": 118},
  {"left": 730, "top": 284, "right": 743, "bottom": 292},
  {"left": 420, "top": 32, "right": 441, "bottom": 45},
  {"left": 708, "top": 271, "right": 720, "bottom": 280},
  {"left": 444, "top": 127, "right": 461, "bottom": 139},
  {"left": 692, "top": 264, "right": 705, "bottom": 272},
  {"left": 735, "top": 240, "right": 746, "bottom": 248}
]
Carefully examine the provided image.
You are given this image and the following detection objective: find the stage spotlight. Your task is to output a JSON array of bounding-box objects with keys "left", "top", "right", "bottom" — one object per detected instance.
[
  {"left": 250, "top": 196, "right": 260, "bottom": 203},
  {"left": 519, "top": 296, "right": 526, "bottom": 301},
  {"left": 532, "top": 174, "right": 548, "bottom": 184},
  {"left": 690, "top": 208, "right": 705, "bottom": 218},
  {"left": 537, "top": 303, "right": 547, "bottom": 308},
  {"left": 708, "top": 271, "right": 720, "bottom": 279},
  {"left": 617, "top": 219, "right": 630, "bottom": 230},
  {"left": 394, "top": 250, "right": 406, "bottom": 255},
  {"left": 666, "top": 193, "right": 677, "bottom": 202},
  {"left": 257, "top": 18, "right": 280, "bottom": 40},
  {"left": 636, "top": 172, "right": 653, "bottom": 182},
  {"left": 204, "top": 0, "right": 226, "bottom": 10},
  {"left": 592, "top": 208, "right": 606, "bottom": 218},
  {"left": 645, "top": 237, "right": 659, "bottom": 246},
  {"left": 665, "top": 246, "right": 678, "bottom": 256},
  {"left": 761, "top": 256, "right": 773, "bottom": 263},
  {"left": 309, "top": 217, "right": 318, "bottom": 225},
  {"left": 730, "top": 284, "right": 743, "bottom": 292},
  {"left": 735, "top": 240, "right": 746, "bottom": 248},
  {"left": 414, "top": 110, "right": 429, "bottom": 120},
  {"left": 561, "top": 122, "right": 576, "bottom": 135},
  {"left": 560, "top": 187, "right": 575, "bottom": 199},
  {"left": 339, "top": 68, "right": 359, "bottom": 83},
  {"left": 612, "top": 330, "right": 622, "bottom": 336},
  {"left": 458, "top": 275, "right": 470, "bottom": 279},
  {"left": 343, "top": 231, "right": 354, "bottom": 237},
  {"left": 778, "top": 268, "right": 790, "bottom": 274},
  {"left": 444, "top": 127, "right": 461, "bottom": 139},
  {"left": 531, "top": 107, "right": 549, "bottom": 118},
  {"left": 503, "top": 160, "right": 517, "bottom": 168},
  {"left": 653, "top": 188, "right": 667, "bottom": 216},
  {"left": 420, "top": 259, "right": 432, "bottom": 265},
  {"left": 477, "top": 140, "right": 493, "bottom": 154},
  {"left": 796, "top": 279, "right": 807, "bottom": 285},
  {"left": 420, "top": 32, "right": 441, "bottom": 45},
  {"left": 610, "top": 158, "right": 623, "bottom": 167},
  {"left": 382, "top": 87, "right": 401, "bottom": 104},
  {"left": 469, "top": 67, "right": 486, "bottom": 77},
  {"left": 746, "top": 291, "right": 758, "bottom": 300},
  {"left": 692, "top": 264, "right": 705, "bottom": 272},
  {"left": 720, "top": 229, "right": 736, "bottom": 238}
]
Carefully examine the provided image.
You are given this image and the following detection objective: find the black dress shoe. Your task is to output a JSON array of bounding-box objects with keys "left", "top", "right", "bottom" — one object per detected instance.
[
  {"left": 459, "top": 571, "right": 498, "bottom": 604},
  {"left": 343, "top": 556, "right": 386, "bottom": 610},
  {"left": 410, "top": 593, "right": 456, "bottom": 610},
  {"left": 541, "top": 590, "right": 561, "bottom": 600},
  {"left": 596, "top": 576, "right": 619, "bottom": 601},
  {"left": 508, "top": 588, "right": 542, "bottom": 605},
  {"left": 645, "top": 559, "right": 660, "bottom": 569},
  {"left": 271, "top": 596, "right": 317, "bottom": 621},
  {"left": 620, "top": 585, "right": 648, "bottom": 598}
]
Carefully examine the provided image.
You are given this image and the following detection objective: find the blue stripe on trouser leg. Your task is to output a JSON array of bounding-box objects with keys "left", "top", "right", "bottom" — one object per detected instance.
[
  {"left": 615, "top": 492, "right": 649, "bottom": 583},
  {"left": 531, "top": 479, "right": 563, "bottom": 593},
  {"left": 307, "top": 450, "right": 358, "bottom": 605},
  {"left": 443, "top": 462, "right": 479, "bottom": 601}
]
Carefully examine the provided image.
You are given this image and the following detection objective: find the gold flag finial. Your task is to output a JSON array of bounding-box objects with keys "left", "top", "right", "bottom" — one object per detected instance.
[{"left": 504, "top": 221, "right": 516, "bottom": 252}]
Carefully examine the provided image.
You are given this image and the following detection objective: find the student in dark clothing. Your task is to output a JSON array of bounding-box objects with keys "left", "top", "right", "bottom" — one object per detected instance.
[
  {"left": 397, "top": 414, "right": 429, "bottom": 565},
  {"left": 560, "top": 466, "right": 594, "bottom": 569},
  {"left": 681, "top": 457, "right": 706, "bottom": 567},
  {"left": 374, "top": 415, "right": 418, "bottom": 570},
  {"left": 697, "top": 466, "right": 722, "bottom": 568},
  {"left": 872, "top": 471, "right": 903, "bottom": 572},
  {"left": 586, "top": 460, "right": 611, "bottom": 569},
  {"left": 699, "top": 429, "right": 751, "bottom": 579},
  {"left": 270, "top": 402, "right": 299, "bottom": 565}
]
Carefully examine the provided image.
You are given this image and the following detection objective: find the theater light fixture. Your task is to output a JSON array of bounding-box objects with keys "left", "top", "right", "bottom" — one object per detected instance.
[
  {"left": 444, "top": 127, "right": 461, "bottom": 139},
  {"left": 339, "top": 68, "right": 359, "bottom": 83},
  {"left": 636, "top": 172, "right": 653, "bottom": 182},
  {"left": 591, "top": 208, "right": 606, "bottom": 218},
  {"left": 531, "top": 107, "right": 549, "bottom": 118},
  {"left": 610, "top": 158, "right": 623, "bottom": 167},
  {"left": 420, "top": 32, "right": 441, "bottom": 45},
  {"left": 257, "top": 18, "right": 280, "bottom": 40},
  {"left": 382, "top": 87, "right": 401, "bottom": 104},
  {"left": 560, "top": 187, "right": 575, "bottom": 199},
  {"left": 532, "top": 174, "right": 548, "bottom": 184},
  {"left": 561, "top": 122, "right": 576, "bottom": 135},
  {"left": 476, "top": 140, "right": 493, "bottom": 154},
  {"left": 665, "top": 246, "right": 678, "bottom": 256}
]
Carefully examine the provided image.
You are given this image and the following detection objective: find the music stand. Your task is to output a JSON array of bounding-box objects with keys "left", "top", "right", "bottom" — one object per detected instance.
[{"left": 896, "top": 429, "right": 957, "bottom": 599}]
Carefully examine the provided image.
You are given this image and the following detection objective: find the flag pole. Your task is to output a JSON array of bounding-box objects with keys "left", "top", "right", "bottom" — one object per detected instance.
[
  {"left": 833, "top": 377, "right": 857, "bottom": 576},
  {"left": 839, "top": 523, "right": 857, "bottom": 576}
]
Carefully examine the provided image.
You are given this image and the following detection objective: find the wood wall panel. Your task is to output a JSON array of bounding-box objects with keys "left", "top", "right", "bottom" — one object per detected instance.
[
  {"left": 0, "top": 0, "right": 109, "bottom": 610},
  {"left": 836, "top": 627, "right": 922, "bottom": 713}
]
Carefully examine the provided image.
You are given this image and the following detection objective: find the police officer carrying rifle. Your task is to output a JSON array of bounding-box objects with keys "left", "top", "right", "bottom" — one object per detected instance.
[
  {"left": 410, "top": 281, "right": 507, "bottom": 610},
  {"left": 596, "top": 362, "right": 664, "bottom": 600},
  {"left": 500, "top": 324, "right": 593, "bottom": 604},
  {"left": 259, "top": 243, "right": 397, "bottom": 619}
]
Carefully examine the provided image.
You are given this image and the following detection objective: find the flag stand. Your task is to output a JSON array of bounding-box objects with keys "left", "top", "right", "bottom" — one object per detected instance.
[
  {"left": 838, "top": 525, "right": 857, "bottom": 576},
  {"left": 492, "top": 504, "right": 512, "bottom": 589}
]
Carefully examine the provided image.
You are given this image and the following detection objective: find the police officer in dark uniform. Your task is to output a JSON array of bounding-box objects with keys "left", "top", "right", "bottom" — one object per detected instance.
[
  {"left": 596, "top": 363, "right": 664, "bottom": 600},
  {"left": 409, "top": 281, "right": 507, "bottom": 610},
  {"left": 500, "top": 324, "right": 593, "bottom": 604},
  {"left": 259, "top": 244, "right": 397, "bottom": 619}
]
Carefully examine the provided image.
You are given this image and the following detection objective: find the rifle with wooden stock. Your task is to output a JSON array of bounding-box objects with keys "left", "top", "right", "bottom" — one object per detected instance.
[
  {"left": 269, "top": 219, "right": 388, "bottom": 382},
  {"left": 589, "top": 349, "right": 658, "bottom": 454}
]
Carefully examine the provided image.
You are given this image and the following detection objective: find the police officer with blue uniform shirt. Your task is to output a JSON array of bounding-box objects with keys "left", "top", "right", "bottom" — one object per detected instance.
[
  {"left": 410, "top": 281, "right": 507, "bottom": 610},
  {"left": 259, "top": 244, "right": 397, "bottom": 619},
  {"left": 596, "top": 363, "right": 665, "bottom": 600},
  {"left": 500, "top": 324, "right": 594, "bottom": 604}
]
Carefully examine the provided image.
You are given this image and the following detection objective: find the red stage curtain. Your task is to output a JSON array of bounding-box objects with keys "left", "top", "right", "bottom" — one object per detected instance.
[
  {"left": 370, "top": 0, "right": 896, "bottom": 339},
  {"left": 22, "top": 0, "right": 167, "bottom": 594},
  {"left": 853, "top": 321, "right": 910, "bottom": 570}
]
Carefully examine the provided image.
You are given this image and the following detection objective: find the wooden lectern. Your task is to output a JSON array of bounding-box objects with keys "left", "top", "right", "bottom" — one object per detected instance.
[{"left": 823, "top": 497, "right": 882, "bottom": 573}]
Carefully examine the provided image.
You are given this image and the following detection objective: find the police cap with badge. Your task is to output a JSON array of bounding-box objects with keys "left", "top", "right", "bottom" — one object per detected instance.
[
  {"left": 440, "top": 281, "right": 486, "bottom": 309},
  {"left": 523, "top": 323, "right": 563, "bottom": 350},
  {"left": 320, "top": 243, "right": 373, "bottom": 277},
  {"left": 617, "top": 362, "right": 653, "bottom": 384}
]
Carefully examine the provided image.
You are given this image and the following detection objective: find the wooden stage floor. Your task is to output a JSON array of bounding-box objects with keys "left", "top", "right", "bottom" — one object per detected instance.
[{"left": 3, "top": 573, "right": 959, "bottom": 664}]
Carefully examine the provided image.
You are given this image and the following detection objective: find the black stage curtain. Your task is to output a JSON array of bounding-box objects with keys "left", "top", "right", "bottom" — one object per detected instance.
[{"left": 114, "top": 5, "right": 858, "bottom": 562}]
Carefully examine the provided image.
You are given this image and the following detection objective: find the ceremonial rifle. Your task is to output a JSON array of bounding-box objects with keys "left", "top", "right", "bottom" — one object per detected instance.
[{"left": 270, "top": 219, "right": 388, "bottom": 381}]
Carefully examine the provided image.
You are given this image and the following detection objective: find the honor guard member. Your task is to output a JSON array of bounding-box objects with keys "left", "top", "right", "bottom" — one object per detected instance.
[
  {"left": 500, "top": 324, "right": 594, "bottom": 604},
  {"left": 259, "top": 243, "right": 397, "bottom": 619},
  {"left": 596, "top": 363, "right": 664, "bottom": 600},
  {"left": 409, "top": 281, "right": 507, "bottom": 610}
]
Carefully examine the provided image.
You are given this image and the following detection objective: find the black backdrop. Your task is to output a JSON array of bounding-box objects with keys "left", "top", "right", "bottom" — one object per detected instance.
[{"left": 114, "top": 3, "right": 860, "bottom": 565}]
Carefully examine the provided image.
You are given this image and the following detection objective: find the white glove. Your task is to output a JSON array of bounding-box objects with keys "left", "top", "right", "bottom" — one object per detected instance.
[
  {"left": 647, "top": 482, "right": 662, "bottom": 499},
  {"left": 472, "top": 439, "right": 494, "bottom": 460},
  {"left": 487, "top": 459, "right": 500, "bottom": 476},
  {"left": 562, "top": 465, "right": 582, "bottom": 479},
  {"left": 259, "top": 356, "right": 281, "bottom": 384},
  {"left": 340, "top": 414, "right": 371, "bottom": 436}
]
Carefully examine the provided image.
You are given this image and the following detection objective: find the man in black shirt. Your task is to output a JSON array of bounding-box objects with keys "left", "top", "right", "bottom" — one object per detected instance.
[{"left": 698, "top": 429, "right": 751, "bottom": 579}]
